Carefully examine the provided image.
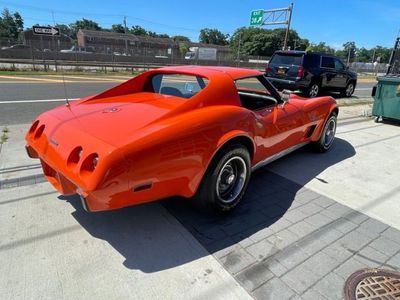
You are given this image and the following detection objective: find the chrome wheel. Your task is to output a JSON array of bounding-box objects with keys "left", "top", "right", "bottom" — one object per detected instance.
[
  {"left": 216, "top": 156, "right": 247, "bottom": 204},
  {"left": 323, "top": 117, "right": 337, "bottom": 148},
  {"left": 345, "top": 83, "right": 354, "bottom": 97},
  {"left": 309, "top": 83, "right": 320, "bottom": 97}
]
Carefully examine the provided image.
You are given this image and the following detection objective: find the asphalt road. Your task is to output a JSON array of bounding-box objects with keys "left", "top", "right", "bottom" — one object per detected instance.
[{"left": 0, "top": 75, "right": 375, "bottom": 125}]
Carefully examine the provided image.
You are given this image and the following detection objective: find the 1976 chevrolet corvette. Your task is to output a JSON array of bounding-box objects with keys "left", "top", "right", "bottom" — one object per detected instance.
[{"left": 25, "top": 66, "right": 338, "bottom": 213}]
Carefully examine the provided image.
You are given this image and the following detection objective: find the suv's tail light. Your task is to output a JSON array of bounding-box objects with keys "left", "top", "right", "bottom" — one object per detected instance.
[{"left": 297, "top": 66, "right": 305, "bottom": 78}]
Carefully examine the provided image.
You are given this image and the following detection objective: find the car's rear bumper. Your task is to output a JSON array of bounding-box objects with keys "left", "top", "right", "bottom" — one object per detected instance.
[{"left": 266, "top": 77, "right": 308, "bottom": 91}]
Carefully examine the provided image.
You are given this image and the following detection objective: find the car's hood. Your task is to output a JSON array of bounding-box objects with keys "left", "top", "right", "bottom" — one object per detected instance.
[{"left": 46, "top": 92, "right": 185, "bottom": 147}]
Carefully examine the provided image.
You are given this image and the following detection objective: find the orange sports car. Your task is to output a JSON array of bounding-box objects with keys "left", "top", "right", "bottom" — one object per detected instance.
[{"left": 25, "top": 66, "right": 338, "bottom": 213}]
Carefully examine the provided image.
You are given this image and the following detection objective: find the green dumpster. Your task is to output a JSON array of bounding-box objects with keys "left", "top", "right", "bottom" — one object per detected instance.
[{"left": 372, "top": 75, "right": 400, "bottom": 122}]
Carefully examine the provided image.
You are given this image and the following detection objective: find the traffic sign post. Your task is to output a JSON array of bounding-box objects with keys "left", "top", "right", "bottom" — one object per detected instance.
[
  {"left": 32, "top": 26, "right": 60, "bottom": 36},
  {"left": 250, "top": 10, "right": 264, "bottom": 26},
  {"left": 249, "top": 4, "right": 293, "bottom": 50}
]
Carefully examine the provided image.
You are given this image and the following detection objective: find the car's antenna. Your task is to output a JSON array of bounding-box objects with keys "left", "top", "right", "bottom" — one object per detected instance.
[{"left": 52, "top": 11, "right": 70, "bottom": 106}]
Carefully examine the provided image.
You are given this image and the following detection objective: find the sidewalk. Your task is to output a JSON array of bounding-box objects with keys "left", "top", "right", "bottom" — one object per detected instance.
[
  {"left": 1, "top": 103, "right": 399, "bottom": 299},
  {"left": 0, "top": 124, "right": 252, "bottom": 300}
]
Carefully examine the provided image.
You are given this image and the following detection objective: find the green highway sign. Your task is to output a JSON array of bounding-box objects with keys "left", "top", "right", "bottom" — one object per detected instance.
[{"left": 250, "top": 10, "right": 264, "bottom": 26}]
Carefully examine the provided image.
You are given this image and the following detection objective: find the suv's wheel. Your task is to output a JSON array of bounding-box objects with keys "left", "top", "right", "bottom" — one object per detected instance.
[
  {"left": 341, "top": 82, "right": 355, "bottom": 97},
  {"left": 305, "top": 82, "right": 320, "bottom": 98},
  {"left": 312, "top": 113, "right": 337, "bottom": 152},
  {"left": 194, "top": 144, "right": 251, "bottom": 213}
]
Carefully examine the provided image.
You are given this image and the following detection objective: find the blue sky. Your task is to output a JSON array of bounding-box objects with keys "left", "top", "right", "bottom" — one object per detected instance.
[{"left": 1, "top": 0, "right": 399, "bottom": 49}]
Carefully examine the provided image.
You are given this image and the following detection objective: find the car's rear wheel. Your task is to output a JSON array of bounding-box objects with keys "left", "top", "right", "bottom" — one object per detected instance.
[
  {"left": 194, "top": 144, "right": 251, "bottom": 213},
  {"left": 341, "top": 82, "right": 355, "bottom": 97},
  {"left": 305, "top": 82, "right": 320, "bottom": 98},
  {"left": 312, "top": 113, "right": 337, "bottom": 152}
]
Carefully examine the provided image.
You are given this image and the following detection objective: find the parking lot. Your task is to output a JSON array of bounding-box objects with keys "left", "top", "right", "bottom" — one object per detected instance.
[{"left": 1, "top": 74, "right": 399, "bottom": 299}]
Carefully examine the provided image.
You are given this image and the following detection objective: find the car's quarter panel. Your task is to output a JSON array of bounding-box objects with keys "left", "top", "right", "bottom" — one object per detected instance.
[{"left": 119, "top": 106, "right": 257, "bottom": 204}]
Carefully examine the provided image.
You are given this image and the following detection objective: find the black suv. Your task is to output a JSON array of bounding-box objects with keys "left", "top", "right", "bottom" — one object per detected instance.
[{"left": 265, "top": 51, "right": 357, "bottom": 98}]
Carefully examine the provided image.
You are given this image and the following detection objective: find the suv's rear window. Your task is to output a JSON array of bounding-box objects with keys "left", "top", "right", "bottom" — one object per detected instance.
[{"left": 270, "top": 53, "right": 303, "bottom": 65}]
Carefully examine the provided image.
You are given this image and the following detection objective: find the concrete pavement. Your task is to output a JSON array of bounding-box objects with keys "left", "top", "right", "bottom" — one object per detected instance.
[{"left": 1, "top": 103, "right": 400, "bottom": 299}]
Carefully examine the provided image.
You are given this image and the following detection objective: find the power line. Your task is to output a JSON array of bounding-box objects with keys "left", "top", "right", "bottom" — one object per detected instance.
[{"left": 0, "top": 0, "right": 216, "bottom": 34}]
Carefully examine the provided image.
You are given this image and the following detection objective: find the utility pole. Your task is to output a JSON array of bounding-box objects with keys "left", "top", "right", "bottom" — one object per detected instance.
[
  {"left": 123, "top": 16, "right": 128, "bottom": 55},
  {"left": 250, "top": 4, "right": 293, "bottom": 50},
  {"left": 283, "top": 3, "right": 293, "bottom": 50},
  {"left": 237, "top": 33, "right": 242, "bottom": 67},
  {"left": 347, "top": 47, "right": 352, "bottom": 66}
]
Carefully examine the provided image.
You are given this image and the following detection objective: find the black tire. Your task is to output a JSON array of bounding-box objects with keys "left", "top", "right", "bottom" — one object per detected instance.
[
  {"left": 312, "top": 113, "right": 337, "bottom": 152},
  {"left": 340, "top": 81, "right": 355, "bottom": 97},
  {"left": 304, "top": 81, "right": 321, "bottom": 98},
  {"left": 193, "top": 144, "right": 251, "bottom": 213}
]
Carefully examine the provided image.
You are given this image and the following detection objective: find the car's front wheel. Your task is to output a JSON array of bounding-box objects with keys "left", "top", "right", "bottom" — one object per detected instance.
[
  {"left": 194, "top": 144, "right": 251, "bottom": 213},
  {"left": 312, "top": 113, "right": 337, "bottom": 152}
]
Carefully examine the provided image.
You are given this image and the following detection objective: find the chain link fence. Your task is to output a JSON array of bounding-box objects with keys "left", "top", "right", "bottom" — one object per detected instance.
[
  {"left": 0, "top": 37, "right": 270, "bottom": 72},
  {"left": 0, "top": 37, "right": 389, "bottom": 74}
]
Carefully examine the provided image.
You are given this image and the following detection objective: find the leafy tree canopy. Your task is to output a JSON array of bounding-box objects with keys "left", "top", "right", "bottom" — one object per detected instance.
[
  {"left": 199, "top": 28, "right": 229, "bottom": 45},
  {"left": 70, "top": 18, "right": 101, "bottom": 36},
  {"left": 230, "top": 27, "right": 309, "bottom": 57},
  {"left": 111, "top": 24, "right": 125, "bottom": 34},
  {"left": 0, "top": 8, "right": 23, "bottom": 40}
]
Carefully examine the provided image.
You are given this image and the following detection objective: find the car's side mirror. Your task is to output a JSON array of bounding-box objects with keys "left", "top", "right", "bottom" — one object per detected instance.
[{"left": 281, "top": 90, "right": 291, "bottom": 102}]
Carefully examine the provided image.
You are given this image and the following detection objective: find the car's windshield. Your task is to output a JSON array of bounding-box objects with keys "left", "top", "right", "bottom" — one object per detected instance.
[
  {"left": 270, "top": 53, "right": 303, "bottom": 65},
  {"left": 150, "top": 74, "right": 208, "bottom": 98}
]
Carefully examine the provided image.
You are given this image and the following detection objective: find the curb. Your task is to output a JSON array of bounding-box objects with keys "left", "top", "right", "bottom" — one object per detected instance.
[{"left": 0, "top": 173, "right": 45, "bottom": 190}]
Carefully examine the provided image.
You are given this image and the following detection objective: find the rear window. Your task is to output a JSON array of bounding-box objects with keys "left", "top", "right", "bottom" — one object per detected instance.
[
  {"left": 270, "top": 53, "right": 303, "bottom": 65},
  {"left": 150, "top": 74, "right": 209, "bottom": 99}
]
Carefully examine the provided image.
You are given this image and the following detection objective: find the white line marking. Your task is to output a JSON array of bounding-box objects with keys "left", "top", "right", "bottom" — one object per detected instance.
[
  {"left": 355, "top": 88, "right": 372, "bottom": 91},
  {"left": 0, "top": 98, "right": 78, "bottom": 104}
]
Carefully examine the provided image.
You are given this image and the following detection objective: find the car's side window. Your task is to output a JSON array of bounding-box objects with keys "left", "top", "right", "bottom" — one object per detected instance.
[
  {"left": 321, "top": 57, "right": 335, "bottom": 69},
  {"left": 334, "top": 59, "right": 345, "bottom": 71},
  {"left": 151, "top": 74, "right": 208, "bottom": 99},
  {"left": 235, "top": 76, "right": 277, "bottom": 111}
]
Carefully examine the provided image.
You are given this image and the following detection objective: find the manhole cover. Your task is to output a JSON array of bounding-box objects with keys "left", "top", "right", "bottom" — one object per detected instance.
[{"left": 344, "top": 268, "right": 400, "bottom": 300}]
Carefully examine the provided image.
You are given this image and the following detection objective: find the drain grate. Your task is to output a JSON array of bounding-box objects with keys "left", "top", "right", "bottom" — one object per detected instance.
[{"left": 344, "top": 268, "right": 400, "bottom": 300}]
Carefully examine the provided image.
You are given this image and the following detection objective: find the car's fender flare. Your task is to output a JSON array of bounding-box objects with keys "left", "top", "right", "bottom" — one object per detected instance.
[
  {"left": 189, "top": 130, "right": 255, "bottom": 197},
  {"left": 211, "top": 130, "right": 255, "bottom": 168},
  {"left": 311, "top": 104, "right": 339, "bottom": 141}
]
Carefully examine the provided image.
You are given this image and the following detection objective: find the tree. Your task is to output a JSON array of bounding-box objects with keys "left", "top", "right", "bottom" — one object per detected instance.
[
  {"left": 70, "top": 18, "right": 101, "bottom": 36},
  {"left": 199, "top": 28, "right": 229, "bottom": 45},
  {"left": 111, "top": 24, "right": 125, "bottom": 33},
  {"left": 55, "top": 24, "right": 74, "bottom": 38},
  {"left": 343, "top": 41, "right": 357, "bottom": 62},
  {"left": 172, "top": 35, "right": 191, "bottom": 43},
  {"left": 0, "top": 8, "right": 24, "bottom": 40},
  {"left": 373, "top": 46, "right": 391, "bottom": 63},
  {"left": 230, "top": 27, "right": 307, "bottom": 57},
  {"left": 306, "top": 42, "right": 335, "bottom": 54},
  {"left": 130, "top": 25, "right": 147, "bottom": 36},
  {"left": 178, "top": 42, "right": 189, "bottom": 56},
  {"left": 356, "top": 47, "right": 373, "bottom": 63}
]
